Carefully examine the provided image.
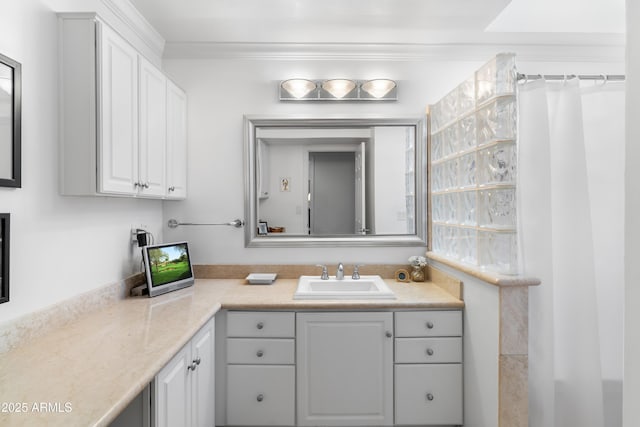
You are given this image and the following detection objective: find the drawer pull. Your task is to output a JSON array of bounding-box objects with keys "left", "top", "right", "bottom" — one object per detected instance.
[
  {"left": 256, "top": 350, "right": 264, "bottom": 358},
  {"left": 426, "top": 393, "right": 434, "bottom": 401},
  {"left": 426, "top": 348, "right": 434, "bottom": 356},
  {"left": 256, "top": 322, "right": 264, "bottom": 330},
  {"left": 257, "top": 394, "right": 264, "bottom": 402},
  {"left": 426, "top": 321, "right": 434, "bottom": 329}
]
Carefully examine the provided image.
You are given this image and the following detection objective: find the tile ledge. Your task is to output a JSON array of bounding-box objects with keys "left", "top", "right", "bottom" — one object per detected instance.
[{"left": 426, "top": 252, "right": 540, "bottom": 287}]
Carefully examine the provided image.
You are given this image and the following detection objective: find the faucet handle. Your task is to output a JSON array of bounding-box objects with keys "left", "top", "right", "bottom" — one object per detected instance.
[
  {"left": 352, "top": 264, "right": 364, "bottom": 280},
  {"left": 316, "top": 264, "right": 329, "bottom": 280}
]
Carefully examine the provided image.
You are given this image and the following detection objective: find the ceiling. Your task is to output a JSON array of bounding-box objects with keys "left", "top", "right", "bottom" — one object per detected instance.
[{"left": 127, "top": 0, "right": 625, "bottom": 47}]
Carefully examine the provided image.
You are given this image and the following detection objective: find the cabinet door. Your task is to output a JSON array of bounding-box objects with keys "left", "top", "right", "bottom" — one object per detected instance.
[
  {"left": 97, "top": 23, "right": 139, "bottom": 195},
  {"left": 191, "top": 317, "right": 215, "bottom": 427},
  {"left": 395, "top": 364, "right": 463, "bottom": 425},
  {"left": 296, "top": 312, "right": 394, "bottom": 426},
  {"left": 154, "top": 345, "right": 191, "bottom": 427},
  {"left": 166, "top": 80, "right": 187, "bottom": 199},
  {"left": 138, "top": 57, "right": 167, "bottom": 197},
  {"left": 227, "top": 365, "right": 295, "bottom": 426}
]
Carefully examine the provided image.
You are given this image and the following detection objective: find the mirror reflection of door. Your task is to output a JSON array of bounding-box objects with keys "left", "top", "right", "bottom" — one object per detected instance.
[
  {"left": 354, "top": 142, "right": 367, "bottom": 235},
  {"left": 308, "top": 152, "right": 356, "bottom": 235}
]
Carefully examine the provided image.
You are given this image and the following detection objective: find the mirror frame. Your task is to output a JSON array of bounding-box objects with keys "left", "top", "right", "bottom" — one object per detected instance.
[
  {"left": 0, "top": 213, "right": 9, "bottom": 304},
  {"left": 0, "top": 53, "right": 21, "bottom": 188},
  {"left": 244, "top": 115, "right": 427, "bottom": 247}
]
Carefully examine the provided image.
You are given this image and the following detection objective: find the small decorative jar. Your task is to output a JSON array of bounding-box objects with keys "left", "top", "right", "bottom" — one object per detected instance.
[
  {"left": 408, "top": 255, "right": 427, "bottom": 282},
  {"left": 410, "top": 265, "right": 425, "bottom": 282}
]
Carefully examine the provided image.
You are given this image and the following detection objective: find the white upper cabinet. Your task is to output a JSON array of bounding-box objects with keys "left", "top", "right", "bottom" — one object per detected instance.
[
  {"left": 58, "top": 14, "right": 186, "bottom": 199},
  {"left": 138, "top": 56, "right": 167, "bottom": 197},
  {"left": 97, "top": 22, "right": 140, "bottom": 195},
  {"left": 166, "top": 80, "right": 188, "bottom": 199}
]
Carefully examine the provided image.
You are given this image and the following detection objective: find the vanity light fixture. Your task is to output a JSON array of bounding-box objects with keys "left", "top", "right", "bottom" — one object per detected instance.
[
  {"left": 280, "top": 79, "right": 317, "bottom": 99},
  {"left": 321, "top": 79, "right": 357, "bottom": 99},
  {"left": 361, "top": 79, "right": 397, "bottom": 98},
  {"left": 279, "top": 79, "right": 397, "bottom": 101}
]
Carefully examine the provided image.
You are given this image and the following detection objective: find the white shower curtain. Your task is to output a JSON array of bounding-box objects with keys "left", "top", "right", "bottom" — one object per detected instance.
[{"left": 518, "top": 78, "right": 625, "bottom": 427}]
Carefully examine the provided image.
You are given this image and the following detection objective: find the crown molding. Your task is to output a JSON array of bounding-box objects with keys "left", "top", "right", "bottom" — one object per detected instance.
[
  {"left": 163, "top": 35, "right": 625, "bottom": 64},
  {"left": 100, "top": 0, "right": 165, "bottom": 59}
]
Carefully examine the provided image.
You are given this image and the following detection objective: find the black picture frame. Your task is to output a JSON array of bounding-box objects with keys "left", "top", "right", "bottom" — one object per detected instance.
[
  {"left": 0, "top": 213, "right": 9, "bottom": 304},
  {"left": 0, "top": 53, "right": 21, "bottom": 188}
]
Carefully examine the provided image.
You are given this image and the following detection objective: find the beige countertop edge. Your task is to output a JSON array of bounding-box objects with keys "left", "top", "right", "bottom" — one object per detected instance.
[
  {"left": 426, "top": 252, "right": 541, "bottom": 287},
  {"left": 0, "top": 278, "right": 461, "bottom": 427}
]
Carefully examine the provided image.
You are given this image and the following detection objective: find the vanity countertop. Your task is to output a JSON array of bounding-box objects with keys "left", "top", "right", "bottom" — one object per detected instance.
[{"left": 0, "top": 278, "right": 462, "bottom": 426}]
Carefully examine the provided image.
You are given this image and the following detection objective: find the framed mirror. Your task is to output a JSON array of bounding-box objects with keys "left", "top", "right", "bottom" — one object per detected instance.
[
  {"left": 0, "top": 213, "right": 9, "bottom": 304},
  {"left": 244, "top": 116, "right": 427, "bottom": 247},
  {"left": 0, "top": 53, "right": 21, "bottom": 188}
]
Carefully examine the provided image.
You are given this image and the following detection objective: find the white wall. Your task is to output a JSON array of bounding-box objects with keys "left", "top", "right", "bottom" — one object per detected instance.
[
  {"left": 624, "top": 0, "right": 640, "bottom": 424},
  {"left": 161, "top": 57, "right": 482, "bottom": 264},
  {"left": 0, "top": 0, "right": 164, "bottom": 324}
]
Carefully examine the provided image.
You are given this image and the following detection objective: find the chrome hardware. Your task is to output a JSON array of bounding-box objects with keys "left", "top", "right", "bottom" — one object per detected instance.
[
  {"left": 188, "top": 362, "right": 198, "bottom": 371},
  {"left": 316, "top": 264, "right": 329, "bottom": 280},
  {"left": 194, "top": 357, "right": 202, "bottom": 365},
  {"left": 426, "top": 321, "right": 434, "bottom": 329},
  {"left": 143, "top": 182, "right": 150, "bottom": 189},
  {"left": 257, "top": 394, "right": 264, "bottom": 402},
  {"left": 426, "top": 393, "right": 434, "bottom": 401},
  {"left": 168, "top": 186, "right": 175, "bottom": 192},
  {"left": 256, "top": 322, "right": 264, "bottom": 330},
  {"left": 167, "top": 218, "right": 245, "bottom": 228},
  {"left": 426, "top": 348, "right": 434, "bottom": 356},
  {"left": 336, "top": 262, "right": 344, "bottom": 280},
  {"left": 256, "top": 350, "right": 264, "bottom": 358},
  {"left": 134, "top": 182, "right": 140, "bottom": 188},
  {"left": 385, "top": 331, "right": 393, "bottom": 338},
  {"left": 352, "top": 264, "right": 364, "bottom": 280}
]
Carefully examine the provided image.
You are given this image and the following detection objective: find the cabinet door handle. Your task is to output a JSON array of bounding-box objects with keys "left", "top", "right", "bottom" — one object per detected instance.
[
  {"left": 426, "top": 321, "right": 434, "bottom": 329},
  {"left": 187, "top": 362, "right": 198, "bottom": 371},
  {"left": 385, "top": 331, "right": 393, "bottom": 338},
  {"left": 256, "top": 394, "right": 264, "bottom": 402},
  {"left": 256, "top": 350, "right": 264, "bottom": 358},
  {"left": 168, "top": 186, "right": 175, "bottom": 192},
  {"left": 194, "top": 357, "right": 202, "bottom": 365},
  {"left": 256, "top": 322, "right": 264, "bottom": 330},
  {"left": 426, "top": 393, "right": 434, "bottom": 401},
  {"left": 426, "top": 348, "right": 434, "bottom": 356}
]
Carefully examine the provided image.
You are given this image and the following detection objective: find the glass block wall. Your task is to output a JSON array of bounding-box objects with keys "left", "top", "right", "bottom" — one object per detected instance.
[{"left": 430, "top": 53, "right": 518, "bottom": 274}]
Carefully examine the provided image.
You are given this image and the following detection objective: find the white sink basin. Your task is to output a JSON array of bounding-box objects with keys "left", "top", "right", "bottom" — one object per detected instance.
[{"left": 294, "top": 275, "right": 396, "bottom": 300}]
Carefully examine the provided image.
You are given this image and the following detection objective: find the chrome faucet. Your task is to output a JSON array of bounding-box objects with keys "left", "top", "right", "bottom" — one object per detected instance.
[
  {"left": 352, "top": 264, "right": 364, "bottom": 280},
  {"left": 336, "top": 262, "right": 344, "bottom": 280},
  {"left": 317, "top": 264, "right": 329, "bottom": 280}
]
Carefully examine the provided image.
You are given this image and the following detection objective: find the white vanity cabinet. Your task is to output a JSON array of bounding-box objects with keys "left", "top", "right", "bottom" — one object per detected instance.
[
  {"left": 394, "top": 311, "right": 463, "bottom": 426},
  {"left": 296, "top": 312, "right": 394, "bottom": 426},
  {"left": 153, "top": 316, "right": 215, "bottom": 427},
  {"left": 58, "top": 14, "right": 187, "bottom": 199},
  {"left": 226, "top": 311, "right": 296, "bottom": 426}
]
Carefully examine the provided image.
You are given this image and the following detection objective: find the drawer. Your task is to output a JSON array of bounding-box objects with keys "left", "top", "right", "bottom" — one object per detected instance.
[
  {"left": 395, "top": 337, "right": 462, "bottom": 364},
  {"left": 227, "top": 365, "right": 295, "bottom": 426},
  {"left": 227, "top": 311, "right": 295, "bottom": 338},
  {"left": 395, "top": 364, "right": 463, "bottom": 425},
  {"left": 227, "top": 338, "right": 295, "bottom": 364},
  {"left": 395, "top": 311, "right": 462, "bottom": 337}
]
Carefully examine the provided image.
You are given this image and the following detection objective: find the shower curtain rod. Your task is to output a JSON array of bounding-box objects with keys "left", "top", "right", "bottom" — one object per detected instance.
[{"left": 517, "top": 73, "right": 625, "bottom": 82}]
